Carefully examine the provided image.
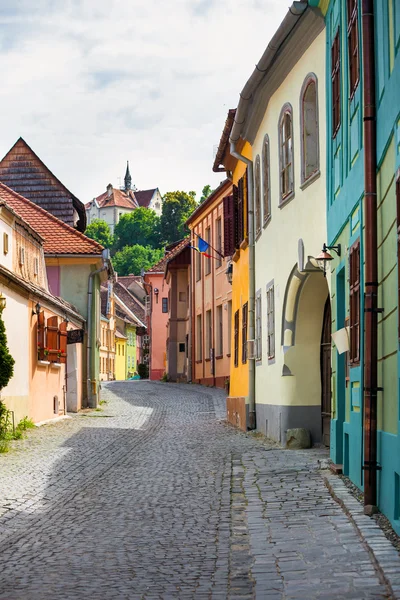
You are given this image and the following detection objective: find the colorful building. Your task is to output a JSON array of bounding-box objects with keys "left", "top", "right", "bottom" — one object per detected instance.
[
  {"left": 114, "top": 330, "right": 127, "bottom": 381},
  {"left": 0, "top": 193, "right": 84, "bottom": 424},
  {"left": 144, "top": 257, "right": 170, "bottom": 380},
  {"left": 213, "top": 110, "right": 252, "bottom": 430},
  {"left": 228, "top": 4, "right": 327, "bottom": 444},
  {"left": 186, "top": 180, "right": 233, "bottom": 389}
]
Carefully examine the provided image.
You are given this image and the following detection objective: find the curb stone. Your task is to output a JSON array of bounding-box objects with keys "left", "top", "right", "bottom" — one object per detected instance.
[{"left": 325, "top": 473, "right": 400, "bottom": 599}]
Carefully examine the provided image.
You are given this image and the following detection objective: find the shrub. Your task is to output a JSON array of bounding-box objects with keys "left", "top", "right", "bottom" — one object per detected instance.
[{"left": 137, "top": 363, "right": 149, "bottom": 379}]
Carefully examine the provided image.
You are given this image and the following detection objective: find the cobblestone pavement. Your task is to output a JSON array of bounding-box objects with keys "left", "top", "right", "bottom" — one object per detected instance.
[{"left": 0, "top": 382, "right": 392, "bottom": 599}]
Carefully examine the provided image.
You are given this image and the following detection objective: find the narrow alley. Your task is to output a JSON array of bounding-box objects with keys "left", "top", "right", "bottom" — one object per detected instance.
[{"left": 0, "top": 382, "right": 394, "bottom": 599}]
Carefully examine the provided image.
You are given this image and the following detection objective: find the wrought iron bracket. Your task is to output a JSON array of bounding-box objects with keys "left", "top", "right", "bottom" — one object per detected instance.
[{"left": 362, "top": 461, "right": 382, "bottom": 472}]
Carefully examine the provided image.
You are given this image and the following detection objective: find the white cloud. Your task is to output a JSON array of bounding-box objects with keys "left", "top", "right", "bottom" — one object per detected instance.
[{"left": 0, "top": 0, "right": 289, "bottom": 202}]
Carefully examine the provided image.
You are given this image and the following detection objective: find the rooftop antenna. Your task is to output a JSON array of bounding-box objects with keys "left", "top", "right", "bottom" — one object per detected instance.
[{"left": 117, "top": 176, "right": 122, "bottom": 189}]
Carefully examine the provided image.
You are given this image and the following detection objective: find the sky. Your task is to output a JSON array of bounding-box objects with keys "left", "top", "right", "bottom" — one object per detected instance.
[{"left": 0, "top": 0, "right": 289, "bottom": 204}]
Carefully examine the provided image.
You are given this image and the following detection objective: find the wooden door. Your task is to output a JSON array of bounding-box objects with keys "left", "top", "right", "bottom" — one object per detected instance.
[{"left": 321, "top": 298, "right": 332, "bottom": 446}]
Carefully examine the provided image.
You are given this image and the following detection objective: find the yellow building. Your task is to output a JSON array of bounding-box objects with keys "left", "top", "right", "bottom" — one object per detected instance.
[
  {"left": 115, "top": 330, "right": 127, "bottom": 380},
  {"left": 213, "top": 110, "right": 252, "bottom": 430}
]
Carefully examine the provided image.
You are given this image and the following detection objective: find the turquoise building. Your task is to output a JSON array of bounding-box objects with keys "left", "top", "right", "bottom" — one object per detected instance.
[{"left": 314, "top": 0, "right": 400, "bottom": 530}]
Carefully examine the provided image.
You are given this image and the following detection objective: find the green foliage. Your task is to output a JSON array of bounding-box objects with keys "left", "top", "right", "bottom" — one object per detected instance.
[
  {"left": 0, "top": 312, "right": 15, "bottom": 391},
  {"left": 0, "top": 408, "right": 34, "bottom": 452},
  {"left": 112, "top": 245, "right": 163, "bottom": 276},
  {"left": 85, "top": 219, "right": 114, "bottom": 248},
  {"left": 114, "top": 208, "right": 161, "bottom": 252},
  {"left": 160, "top": 191, "right": 197, "bottom": 244},
  {"left": 137, "top": 363, "right": 149, "bottom": 379},
  {"left": 160, "top": 372, "right": 168, "bottom": 382},
  {"left": 200, "top": 185, "right": 214, "bottom": 203}
]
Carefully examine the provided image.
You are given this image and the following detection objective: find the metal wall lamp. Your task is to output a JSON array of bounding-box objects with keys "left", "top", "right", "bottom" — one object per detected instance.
[
  {"left": 32, "top": 301, "right": 41, "bottom": 316},
  {"left": 226, "top": 262, "right": 233, "bottom": 285},
  {"left": 316, "top": 243, "right": 341, "bottom": 276}
]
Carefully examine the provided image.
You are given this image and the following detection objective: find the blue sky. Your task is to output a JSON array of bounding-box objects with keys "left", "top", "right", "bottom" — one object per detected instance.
[{"left": 0, "top": 0, "right": 288, "bottom": 203}]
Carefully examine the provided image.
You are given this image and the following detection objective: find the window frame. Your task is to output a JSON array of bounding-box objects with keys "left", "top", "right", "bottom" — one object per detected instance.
[
  {"left": 255, "top": 290, "right": 262, "bottom": 361},
  {"left": 162, "top": 297, "right": 168, "bottom": 313},
  {"left": 278, "top": 103, "right": 294, "bottom": 206},
  {"left": 205, "top": 226, "right": 211, "bottom": 275},
  {"left": 347, "top": 0, "right": 360, "bottom": 99},
  {"left": 266, "top": 282, "right": 275, "bottom": 362},
  {"left": 196, "top": 314, "right": 202, "bottom": 361},
  {"left": 254, "top": 155, "right": 261, "bottom": 236},
  {"left": 216, "top": 304, "right": 223, "bottom": 357},
  {"left": 206, "top": 309, "right": 212, "bottom": 360},
  {"left": 216, "top": 217, "right": 222, "bottom": 268},
  {"left": 262, "top": 135, "right": 271, "bottom": 226},
  {"left": 300, "top": 73, "right": 320, "bottom": 186},
  {"left": 234, "top": 310, "right": 239, "bottom": 368},
  {"left": 196, "top": 243, "right": 202, "bottom": 281},
  {"left": 349, "top": 240, "right": 361, "bottom": 365},
  {"left": 242, "top": 302, "right": 248, "bottom": 364},
  {"left": 331, "top": 29, "right": 341, "bottom": 138}
]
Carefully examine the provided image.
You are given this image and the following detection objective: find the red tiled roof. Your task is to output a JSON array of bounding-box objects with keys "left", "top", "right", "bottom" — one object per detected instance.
[
  {"left": 114, "top": 281, "right": 146, "bottom": 325},
  {"left": 212, "top": 109, "right": 236, "bottom": 172},
  {"left": 117, "top": 274, "right": 143, "bottom": 287},
  {"left": 0, "top": 182, "right": 104, "bottom": 255},
  {"left": 134, "top": 189, "right": 157, "bottom": 208},
  {"left": 86, "top": 187, "right": 138, "bottom": 210}
]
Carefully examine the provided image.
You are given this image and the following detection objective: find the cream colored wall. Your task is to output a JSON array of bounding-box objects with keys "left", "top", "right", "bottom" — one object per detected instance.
[
  {"left": 0, "top": 219, "right": 13, "bottom": 271},
  {"left": 252, "top": 29, "right": 327, "bottom": 407}
]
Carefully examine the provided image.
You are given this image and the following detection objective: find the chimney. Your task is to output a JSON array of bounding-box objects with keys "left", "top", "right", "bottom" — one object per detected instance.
[{"left": 107, "top": 183, "right": 113, "bottom": 197}]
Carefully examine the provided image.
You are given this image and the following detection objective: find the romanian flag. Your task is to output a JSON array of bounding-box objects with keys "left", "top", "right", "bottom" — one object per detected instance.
[{"left": 190, "top": 236, "right": 214, "bottom": 259}]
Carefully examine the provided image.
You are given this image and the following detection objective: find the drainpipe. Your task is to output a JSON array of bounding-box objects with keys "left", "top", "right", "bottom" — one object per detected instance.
[
  {"left": 230, "top": 141, "right": 256, "bottom": 430},
  {"left": 362, "top": 0, "right": 378, "bottom": 514},
  {"left": 87, "top": 256, "right": 108, "bottom": 408}
]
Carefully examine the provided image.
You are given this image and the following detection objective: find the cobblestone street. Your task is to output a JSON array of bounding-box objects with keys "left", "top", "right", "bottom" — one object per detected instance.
[{"left": 0, "top": 382, "right": 394, "bottom": 599}]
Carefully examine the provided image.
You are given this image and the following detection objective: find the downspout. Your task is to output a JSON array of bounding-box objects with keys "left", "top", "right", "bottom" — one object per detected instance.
[
  {"left": 230, "top": 141, "right": 256, "bottom": 430},
  {"left": 87, "top": 261, "right": 108, "bottom": 408},
  {"left": 362, "top": 0, "right": 378, "bottom": 514}
]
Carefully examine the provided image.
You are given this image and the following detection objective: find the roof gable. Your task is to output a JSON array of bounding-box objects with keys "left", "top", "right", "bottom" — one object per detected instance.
[
  {"left": 0, "top": 182, "right": 104, "bottom": 256},
  {"left": 86, "top": 187, "right": 138, "bottom": 211},
  {"left": 0, "top": 138, "right": 86, "bottom": 232},
  {"left": 134, "top": 189, "right": 157, "bottom": 208}
]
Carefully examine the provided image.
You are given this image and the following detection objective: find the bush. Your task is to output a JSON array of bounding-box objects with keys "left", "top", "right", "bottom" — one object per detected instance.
[{"left": 137, "top": 363, "right": 149, "bottom": 379}]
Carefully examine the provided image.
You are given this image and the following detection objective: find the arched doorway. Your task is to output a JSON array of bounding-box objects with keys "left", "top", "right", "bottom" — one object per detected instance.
[{"left": 320, "top": 298, "right": 332, "bottom": 446}]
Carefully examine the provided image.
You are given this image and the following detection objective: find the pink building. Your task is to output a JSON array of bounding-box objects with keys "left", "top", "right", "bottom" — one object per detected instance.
[{"left": 144, "top": 257, "right": 170, "bottom": 381}]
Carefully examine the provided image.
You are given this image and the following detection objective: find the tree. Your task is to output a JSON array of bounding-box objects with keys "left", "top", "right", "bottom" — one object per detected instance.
[
  {"left": 160, "top": 191, "right": 197, "bottom": 244},
  {"left": 0, "top": 309, "right": 15, "bottom": 391},
  {"left": 200, "top": 185, "right": 214, "bottom": 203},
  {"left": 114, "top": 208, "right": 161, "bottom": 252},
  {"left": 85, "top": 220, "right": 114, "bottom": 248},
  {"left": 112, "top": 245, "right": 164, "bottom": 276}
]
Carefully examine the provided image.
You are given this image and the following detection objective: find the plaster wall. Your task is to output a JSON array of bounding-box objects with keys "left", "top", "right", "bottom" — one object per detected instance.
[
  {"left": 251, "top": 30, "right": 327, "bottom": 441},
  {"left": 115, "top": 339, "right": 127, "bottom": 380},
  {"left": 144, "top": 272, "right": 169, "bottom": 380},
  {"left": 0, "top": 219, "right": 13, "bottom": 271}
]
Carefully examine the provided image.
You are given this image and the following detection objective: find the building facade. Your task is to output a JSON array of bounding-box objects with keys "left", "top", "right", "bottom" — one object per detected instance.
[
  {"left": 186, "top": 180, "right": 233, "bottom": 389},
  {"left": 144, "top": 259, "right": 170, "bottom": 381}
]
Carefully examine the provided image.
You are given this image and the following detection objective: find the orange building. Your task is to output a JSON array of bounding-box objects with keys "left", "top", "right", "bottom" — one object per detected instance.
[{"left": 186, "top": 179, "right": 233, "bottom": 389}]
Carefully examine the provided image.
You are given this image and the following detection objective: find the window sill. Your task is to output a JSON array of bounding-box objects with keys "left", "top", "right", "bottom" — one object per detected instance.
[
  {"left": 38, "top": 360, "right": 50, "bottom": 366},
  {"left": 300, "top": 170, "right": 320, "bottom": 191},
  {"left": 195, "top": 359, "right": 202, "bottom": 364},
  {"left": 226, "top": 353, "right": 231, "bottom": 358},
  {"left": 215, "top": 355, "right": 223, "bottom": 360},
  {"left": 232, "top": 249, "right": 240, "bottom": 263},
  {"left": 263, "top": 215, "right": 271, "bottom": 229},
  {"left": 205, "top": 358, "right": 211, "bottom": 363},
  {"left": 255, "top": 229, "right": 262, "bottom": 242},
  {"left": 240, "top": 238, "right": 248, "bottom": 251},
  {"left": 279, "top": 192, "right": 295, "bottom": 209},
  {"left": 50, "top": 363, "right": 62, "bottom": 368}
]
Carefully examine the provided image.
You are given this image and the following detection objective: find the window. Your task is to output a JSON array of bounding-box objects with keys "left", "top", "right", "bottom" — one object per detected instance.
[
  {"left": 216, "top": 305, "right": 223, "bottom": 356},
  {"left": 206, "top": 310, "right": 212, "bottom": 359},
  {"left": 349, "top": 241, "right": 360, "bottom": 364},
  {"left": 196, "top": 314, "right": 202, "bottom": 361},
  {"left": 347, "top": 0, "right": 359, "bottom": 97},
  {"left": 196, "top": 244, "right": 202, "bottom": 280},
  {"left": 3, "top": 233, "right": 8, "bottom": 255},
  {"left": 205, "top": 227, "right": 211, "bottom": 275},
  {"left": 267, "top": 284, "right": 275, "bottom": 360},
  {"left": 262, "top": 135, "right": 271, "bottom": 224},
  {"left": 242, "top": 302, "right": 248, "bottom": 364},
  {"left": 254, "top": 155, "right": 261, "bottom": 235},
  {"left": 162, "top": 297, "right": 168, "bottom": 313},
  {"left": 255, "top": 291, "right": 262, "bottom": 360},
  {"left": 118, "top": 345, "right": 120, "bottom": 356},
  {"left": 19, "top": 247, "right": 25, "bottom": 266},
  {"left": 332, "top": 29, "right": 341, "bottom": 137},
  {"left": 227, "top": 300, "right": 232, "bottom": 356},
  {"left": 279, "top": 105, "right": 294, "bottom": 202},
  {"left": 234, "top": 310, "right": 239, "bottom": 367},
  {"left": 223, "top": 195, "right": 235, "bottom": 257},
  {"left": 216, "top": 218, "right": 222, "bottom": 268},
  {"left": 179, "top": 342, "right": 185, "bottom": 353},
  {"left": 128, "top": 355, "right": 131, "bottom": 368},
  {"left": 397, "top": 171, "right": 400, "bottom": 339},
  {"left": 301, "top": 75, "right": 319, "bottom": 183},
  {"left": 122, "top": 345, "right": 124, "bottom": 356},
  {"left": 236, "top": 172, "right": 247, "bottom": 246}
]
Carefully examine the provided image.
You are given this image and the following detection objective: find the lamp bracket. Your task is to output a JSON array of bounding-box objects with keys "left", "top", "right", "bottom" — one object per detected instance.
[{"left": 324, "top": 243, "right": 341, "bottom": 257}]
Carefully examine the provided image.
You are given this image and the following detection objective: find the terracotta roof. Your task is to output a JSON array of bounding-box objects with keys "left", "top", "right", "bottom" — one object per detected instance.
[
  {"left": 134, "top": 189, "right": 157, "bottom": 208},
  {"left": 164, "top": 237, "right": 191, "bottom": 275},
  {"left": 114, "top": 281, "right": 146, "bottom": 325},
  {"left": 212, "top": 109, "right": 236, "bottom": 172},
  {"left": 86, "top": 187, "right": 138, "bottom": 210},
  {"left": 115, "top": 328, "right": 127, "bottom": 339},
  {"left": 145, "top": 254, "right": 170, "bottom": 274},
  {"left": 117, "top": 274, "right": 143, "bottom": 287},
  {"left": 0, "top": 137, "right": 86, "bottom": 232},
  {"left": 0, "top": 182, "right": 104, "bottom": 255}
]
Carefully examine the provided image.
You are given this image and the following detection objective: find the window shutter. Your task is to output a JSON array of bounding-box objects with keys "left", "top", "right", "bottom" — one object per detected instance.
[
  {"left": 47, "top": 316, "right": 59, "bottom": 362},
  {"left": 237, "top": 180, "right": 244, "bottom": 246},
  {"left": 223, "top": 194, "right": 235, "bottom": 256},
  {"left": 37, "top": 311, "right": 46, "bottom": 359},
  {"left": 59, "top": 321, "right": 68, "bottom": 364}
]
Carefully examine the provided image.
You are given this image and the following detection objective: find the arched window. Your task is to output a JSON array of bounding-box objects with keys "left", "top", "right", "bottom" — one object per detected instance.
[
  {"left": 300, "top": 74, "right": 319, "bottom": 185},
  {"left": 254, "top": 155, "right": 261, "bottom": 236},
  {"left": 262, "top": 134, "right": 271, "bottom": 224},
  {"left": 278, "top": 104, "right": 294, "bottom": 205}
]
